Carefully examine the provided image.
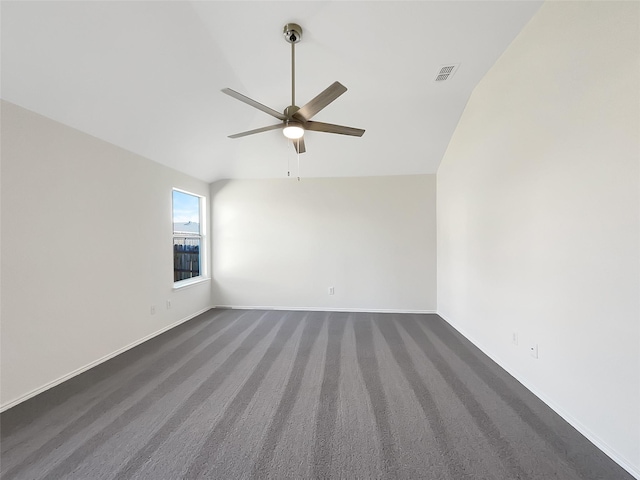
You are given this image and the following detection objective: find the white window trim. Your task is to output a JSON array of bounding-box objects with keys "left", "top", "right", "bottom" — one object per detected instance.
[{"left": 173, "top": 276, "right": 210, "bottom": 290}]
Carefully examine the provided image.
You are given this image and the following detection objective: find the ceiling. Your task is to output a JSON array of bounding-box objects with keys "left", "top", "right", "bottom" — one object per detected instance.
[{"left": 1, "top": 1, "right": 542, "bottom": 183}]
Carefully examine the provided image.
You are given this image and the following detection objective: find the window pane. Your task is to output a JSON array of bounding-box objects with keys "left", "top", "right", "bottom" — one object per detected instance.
[
  {"left": 173, "top": 237, "right": 200, "bottom": 282},
  {"left": 173, "top": 190, "right": 200, "bottom": 234}
]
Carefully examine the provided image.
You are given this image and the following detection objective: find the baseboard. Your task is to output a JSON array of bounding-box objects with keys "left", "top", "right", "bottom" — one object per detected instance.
[
  {"left": 437, "top": 311, "right": 640, "bottom": 480},
  {"left": 214, "top": 305, "right": 436, "bottom": 314},
  {"left": 0, "top": 307, "right": 212, "bottom": 413}
]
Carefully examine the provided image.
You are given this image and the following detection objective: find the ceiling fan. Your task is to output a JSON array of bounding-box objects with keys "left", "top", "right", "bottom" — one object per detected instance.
[{"left": 222, "top": 23, "right": 365, "bottom": 154}]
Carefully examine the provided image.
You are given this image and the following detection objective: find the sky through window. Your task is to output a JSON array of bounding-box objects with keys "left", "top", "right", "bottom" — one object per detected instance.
[{"left": 173, "top": 190, "right": 200, "bottom": 224}]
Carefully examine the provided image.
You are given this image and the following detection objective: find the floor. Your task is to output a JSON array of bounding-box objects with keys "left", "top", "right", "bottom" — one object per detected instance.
[{"left": 1, "top": 309, "right": 634, "bottom": 479}]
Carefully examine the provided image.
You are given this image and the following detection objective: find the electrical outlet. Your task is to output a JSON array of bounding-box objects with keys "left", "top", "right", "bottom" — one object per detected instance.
[
  {"left": 511, "top": 332, "right": 518, "bottom": 345},
  {"left": 530, "top": 344, "right": 538, "bottom": 359},
  {"left": 150, "top": 305, "right": 156, "bottom": 315},
  {"left": 328, "top": 286, "right": 335, "bottom": 295},
  {"left": 166, "top": 300, "right": 172, "bottom": 309}
]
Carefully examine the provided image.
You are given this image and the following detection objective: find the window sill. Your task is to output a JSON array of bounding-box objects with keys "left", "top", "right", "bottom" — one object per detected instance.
[{"left": 173, "top": 277, "right": 210, "bottom": 291}]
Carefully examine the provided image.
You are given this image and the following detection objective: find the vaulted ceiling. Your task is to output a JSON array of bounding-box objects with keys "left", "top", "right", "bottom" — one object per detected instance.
[{"left": 1, "top": 1, "right": 542, "bottom": 183}]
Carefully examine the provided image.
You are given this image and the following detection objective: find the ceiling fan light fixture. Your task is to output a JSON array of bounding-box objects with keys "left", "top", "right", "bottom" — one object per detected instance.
[{"left": 283, "top": 121, "right": 304, "bottom": 139}]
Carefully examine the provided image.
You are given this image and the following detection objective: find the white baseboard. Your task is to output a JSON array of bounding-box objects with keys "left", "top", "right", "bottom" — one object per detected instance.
[
  {"left": 0, "top": 307, "right": 212, "bottom": 413},
  {"left": 214, "top": 305, "right": 436, "bottom": 314},
  {"left": 437, "top": 311, "right": 640, "bottom": 480}
]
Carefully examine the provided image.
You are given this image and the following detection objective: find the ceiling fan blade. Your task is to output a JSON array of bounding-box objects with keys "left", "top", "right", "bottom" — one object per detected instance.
[
  {"left": 292, "top": 137, "right": 306, "bottom": 154},
  {"left": 222, "top": 88, "right": 286, "bottom": 121},
  {"left": 293, "top": 81, "right": 347, "bottom": 121},
  {"left": 228, "top": 123, "right": 283, "bottom": 139},
  {"left": 305, "top": 121, "right": 365, "bottom": 137}
]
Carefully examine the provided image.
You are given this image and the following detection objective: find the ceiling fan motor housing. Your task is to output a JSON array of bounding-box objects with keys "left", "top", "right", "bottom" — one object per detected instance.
[
  {"left": 283, "top": 23, "right": 302, "bottom": 44},
  {"left": 284, "top": 105, "right": 300, "bottom": 117}
]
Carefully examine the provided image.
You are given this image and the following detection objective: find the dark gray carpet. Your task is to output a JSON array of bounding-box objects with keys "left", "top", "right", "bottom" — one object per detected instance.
[{"left": 1, "top": 309, "right": 633, "bottom": 479}]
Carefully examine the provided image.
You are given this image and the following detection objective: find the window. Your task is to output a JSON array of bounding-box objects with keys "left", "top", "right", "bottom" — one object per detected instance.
[{"left": 172, "top": 189, "right": 206, "bottom": 285}]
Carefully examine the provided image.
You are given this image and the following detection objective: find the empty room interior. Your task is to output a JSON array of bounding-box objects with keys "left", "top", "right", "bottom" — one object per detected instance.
[{"left": 1, "top": 1, "right": 639, "bottom": 479}]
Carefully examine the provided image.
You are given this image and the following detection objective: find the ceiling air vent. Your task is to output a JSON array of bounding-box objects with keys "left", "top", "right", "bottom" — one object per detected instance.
[{"left": 435, "top": 64, "right": 460, "bottom": 82}]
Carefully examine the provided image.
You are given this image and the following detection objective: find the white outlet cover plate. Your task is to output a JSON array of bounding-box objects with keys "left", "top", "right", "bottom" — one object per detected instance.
[{"left": 530, "top": 344, "right": 538, "bottom": 358}]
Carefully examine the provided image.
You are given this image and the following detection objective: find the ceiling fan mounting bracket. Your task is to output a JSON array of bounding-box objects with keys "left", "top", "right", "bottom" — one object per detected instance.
[{"left": 283, "top": 23, "right": 302, "bottom": 44}]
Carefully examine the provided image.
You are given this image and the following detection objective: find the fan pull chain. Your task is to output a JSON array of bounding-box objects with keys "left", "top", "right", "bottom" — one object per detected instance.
[{"left": 297, "top": 139, "right": 301, "bottom": 181}]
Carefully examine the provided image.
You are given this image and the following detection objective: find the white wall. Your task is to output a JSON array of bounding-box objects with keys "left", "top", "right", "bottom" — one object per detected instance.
[
  {"left": 1, "top": 101, "right": 212, "bottom": 409},
  {"left": 211, "top": 175, "right": 436, "bottom": 312},
  {"left": 437, "top": 1, "right": 639, "bottom": 476}
]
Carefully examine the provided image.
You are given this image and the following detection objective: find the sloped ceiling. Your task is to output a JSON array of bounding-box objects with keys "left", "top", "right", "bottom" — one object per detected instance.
[{"left": 1, "top": 1, "right": 542, "bottom": 183}]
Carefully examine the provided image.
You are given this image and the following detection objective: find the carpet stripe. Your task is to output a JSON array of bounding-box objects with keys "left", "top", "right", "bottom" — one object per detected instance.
[
  {"left": 353, "top": 316, "right": 400, "bottom": 479},
  {"left": 375, "top": 314, "right": 468, "bottom": 479},
  {"left": 2, "top": 309, "right": 242, "bottom": 479},
  {"left": 183, "top": 313, "right": 301, "bottom": 477},
  {"left": 251, "top": 311, "right": 325, "bottom": 477},
  {"left": 38, "top": 309, "right": 264, "bottom": 480},
  {"left": 110, "top": 310, "right": 280, "bottom": 479},
  {"left": 399, "top": 315, "right": 531, "bottom": 480},
  {"left": 312, "top": 312, "right": 348, "bottom": 479}
]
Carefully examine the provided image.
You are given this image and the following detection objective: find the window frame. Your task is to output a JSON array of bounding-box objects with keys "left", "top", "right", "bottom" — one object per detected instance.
[{"left": 172, "top": 188, "right": 208, "bottom": 288}]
